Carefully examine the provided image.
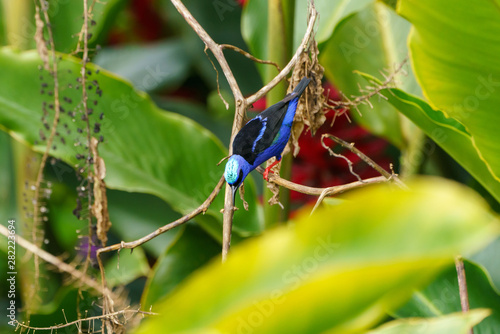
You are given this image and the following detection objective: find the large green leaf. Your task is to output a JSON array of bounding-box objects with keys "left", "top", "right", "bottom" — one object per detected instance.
[
  {"left": 50, "top": 0, "right": 127, "bottom": 53},
  {"left": 242, "top": 0, "right": 373, "bottom": 79},
  {"left": 358, "top": 72, "right": 500, "bottom": 203},
  {"left": 104, "top": 246, "right": 150, "bottom": 288},
  {"left": 141, "top": 223, "right": 220, "bottom": 309},
  {"left": 471, "top": 236, "right": 500, "bottom": 293},
  {"left": 321, "top": 2, "right": 421, "bottom": 147},
  {"left": 0, "top": 47, "right": 263, "bottom": 237},
  {"left": 134, "top": 178, "right": 498, "bottom": 334},
  {"left": 94, "top": 39, "right": 192, "bottom": 93},
  {"left": 395, "top": 261, "right": 500, "bottom": 334},
  {"left": 398, "top": 0, "right": 500, "bottom": 180},
  {"left": 368, "top": 310, "right": 489, "bottom": 334},
  {"left": 293, "top": 0, "right": 372, "bottom": 49},
  {"left": 162, "top": 0, "right": 262, "bottom": 95}
]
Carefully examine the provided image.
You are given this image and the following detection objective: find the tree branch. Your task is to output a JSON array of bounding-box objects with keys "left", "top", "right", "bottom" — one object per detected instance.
[
  {"left": 322, "top": 134, "right": 406, "bottom": 189},
  {"left": 14, "top": 307, "right": 157, "bottom": 332},
  {"left": 0, "top": 224, "right": 118, "bottom": 301},
  {"left": 97, "top": 176, "right": 224, "bottom": 255},
  {"left": 455, "top": 256, "right": 474, "bottom": 334},
  {"left": 256, "top": 166, "right": 388, "bottom": 196}
]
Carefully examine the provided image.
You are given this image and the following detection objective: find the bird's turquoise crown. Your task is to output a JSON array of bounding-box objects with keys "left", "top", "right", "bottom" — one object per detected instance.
[{"left": 224, "top": 156, "right": 240, "bottom": 184}]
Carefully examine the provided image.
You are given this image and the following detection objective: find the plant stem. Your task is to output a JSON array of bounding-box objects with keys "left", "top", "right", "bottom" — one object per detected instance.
[
  {"left": 263, "top": 0, "right": 293, "bottom": 227},
  {"left": 400, "top": 124, "right": 425, "bottom": 178}
]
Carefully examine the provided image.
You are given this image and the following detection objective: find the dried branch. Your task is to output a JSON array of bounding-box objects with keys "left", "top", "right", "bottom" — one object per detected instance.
[
  {"left": 0, "top": 224, "right": 117, "bottom": 301},
  {"left": 256, "top": 166, "right": 388, "bottom": 196},
  {"left": 326, "top": 57, "right": 409, "bottom": 115},
  {"left": 322, "top": 134, "right": 406, "bottom": 189},
  {"left": 97, "top": 176, "right": 224, "bottom": 256},
  {"left": 170, "top": 0, "right": 247, "bottom": 262},
  {"left": 31, "top": 0, "right": 63, "bottom": 300},
  {"left": 14, "top": 307, "right": 157, "bottom": 332},
  {"left": 171, "top": 0, "right": 318, "bottom": 261},
  {"left": 221, "top": 44, "right": 281, "bottom": 73},
  {"left": 455, "top": 256, "right": 474, "bottom": 334}
]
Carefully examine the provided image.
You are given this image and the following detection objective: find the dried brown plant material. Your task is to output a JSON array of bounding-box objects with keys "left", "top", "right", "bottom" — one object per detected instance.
[
  {"left": 238, "top": 182, "right": 249, "bottom": 211},
  {"left": 266, "top": 157, "right": 282, "bottom": 206},
  {"left": 289, "top": 39, "right": 327, "bottom": 156},
  {"left": 91, "top": 137, "right": 111, "bottom": 246},
  {"left": 34, "top": 6, "right": 49, "bottom": 70}
]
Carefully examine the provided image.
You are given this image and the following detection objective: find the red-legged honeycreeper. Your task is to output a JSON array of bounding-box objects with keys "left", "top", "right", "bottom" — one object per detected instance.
[{"left": 224, "top": 77, "right": 311, "bottom": 203}]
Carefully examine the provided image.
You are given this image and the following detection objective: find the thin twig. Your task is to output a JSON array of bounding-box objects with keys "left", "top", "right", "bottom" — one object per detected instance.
[
  {"left": 170, "top": 0, "right": 247, "bottom": 262},
  {"left": 256, "top": 166, "right": 388, "bottom": 197},
  {"left": 455, "top": 256, "right": 474, "bottom": 334},
  {"left": 321, "top": 134, "right": 406, "bottom": 189},
  {"left": 97, "top": 176, "right": 224, "bottom": 255},
  {"left": 221, "top": 44, "right": 281, "bottom": 73},
  {"left": 326, "top": 57, "right": 408, "bottom": 115},
  {"left": 31, "top": 0, "right": 63, "bottom": 298},
  {"left": 14, "top": 308, "right": 157, "bottom": 332},
  {"left": 171, "top": 0, "right": 318, "bottom": 261},
  {"left": 0, "top": 224, "right": 117, "bottom": 301}
]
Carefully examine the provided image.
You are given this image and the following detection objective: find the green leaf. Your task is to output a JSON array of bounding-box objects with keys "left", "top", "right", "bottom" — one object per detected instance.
[
  {"left": 162, "top": 0, "right": 262, "bottom": 95},
  {"left": 293, "top": 0, "right": 372, "bottom": 49},
  {"left": 107, "top": 190, "right": 185, "bottom": 258},
  {"left": 321, "top": 2, "right": 421, "bottom": 147},
  {"left": 141, "top": 223, "right": 220, "bottom": 309},
  {"left": 395, "top": 261, "right": 500, "bottom": 334},
  {"left": 50, "top": 0, "right": 127, "bottom": 53},
  {"left": 242, "top": 0, "right": 373, "bottom": 79},
  {"left": 0, "top": 47, "right": 263, "bottom": 238},
  {"left": 134, "top": 178, "right": 499, "bottom": 334},
  {"left": 0, "top": 1, "right": 6, "bottom": 47},
  {"left": 471, "top": 236, "right": 500, "bottom": 293},
  {"left": 104, "top": 247, "right": 150, "bottom": 288},
  {"left": 358, "top": 72, "right": 500, "bottom": 203},
  {"left": 94, "top": 39, "right": 192, "bottom": 93},
  {"left": 368, "top": 310, "right": 490, "bottom": 334},
  {"left": 398, "top": 0, "right": 500, "bottom": 180}
]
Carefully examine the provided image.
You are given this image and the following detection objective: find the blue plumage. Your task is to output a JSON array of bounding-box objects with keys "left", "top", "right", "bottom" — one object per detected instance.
[{"left": 224, "top": 77, "right": 311, "bottom": 202}]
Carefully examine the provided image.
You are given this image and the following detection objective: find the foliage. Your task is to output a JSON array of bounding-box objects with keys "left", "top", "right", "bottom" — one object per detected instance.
[{"left": 0, "top": 0, "right": 499, "bottom": 333}]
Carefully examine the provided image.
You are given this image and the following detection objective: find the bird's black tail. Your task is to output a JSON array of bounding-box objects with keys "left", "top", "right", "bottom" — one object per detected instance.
[{"left": 292, "top": 77, "right": 311, "bottom": 97}]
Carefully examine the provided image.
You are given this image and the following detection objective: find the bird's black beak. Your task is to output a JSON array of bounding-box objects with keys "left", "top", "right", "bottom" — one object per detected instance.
[{"left": 230, "top": 184, "right": 238, "bottom": 206}]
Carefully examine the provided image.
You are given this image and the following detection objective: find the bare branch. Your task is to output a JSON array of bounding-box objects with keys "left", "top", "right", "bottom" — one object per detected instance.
[
  {"left": 326, "top": 57, "right": 409, "bottom": 113},
  {"left": 97, "top": 176, "right": 224, "bottom": 255},
  {"left": 256, "top": 166, "right": 388, "bottom": 196},
  {"left": 455, "top": 256, "right": 474, "bottom": 334},
  {"left": 322, "top": 134, "right": 406, "bottom": 189},
  {"left": 221, "top": 44, "right": 281, "bottom": 73},
  {"left": 0, "top": 224, "right": 118, "bottom": 301},
  {"left": 14, "top": 307, "right": 157, "bottom": 332}
]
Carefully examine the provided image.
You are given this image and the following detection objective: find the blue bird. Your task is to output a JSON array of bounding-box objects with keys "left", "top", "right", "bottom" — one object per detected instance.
[{"left": 224, "top": 77, "right": 311, "bottom": 203}]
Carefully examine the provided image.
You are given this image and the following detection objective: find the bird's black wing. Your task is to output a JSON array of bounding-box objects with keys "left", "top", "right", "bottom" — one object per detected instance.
[
  {"left": 232, "top": 77, "right": 311, "bottom": 165},
  {"left": 232, "top": 99, "right": 288, "bottom": 165}
]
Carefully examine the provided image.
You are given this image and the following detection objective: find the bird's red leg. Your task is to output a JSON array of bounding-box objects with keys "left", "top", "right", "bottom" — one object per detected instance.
[{"left": 263, "top": 158, "right": 281, "bottom": 181}]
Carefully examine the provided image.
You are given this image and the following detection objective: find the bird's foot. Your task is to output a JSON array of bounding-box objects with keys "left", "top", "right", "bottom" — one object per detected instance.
[
  {"left": 263, "top": 168, "right": 275, "bottom": 181},
  {"left": 263, "top": 159, "right": 281, "bottom": 181}
]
